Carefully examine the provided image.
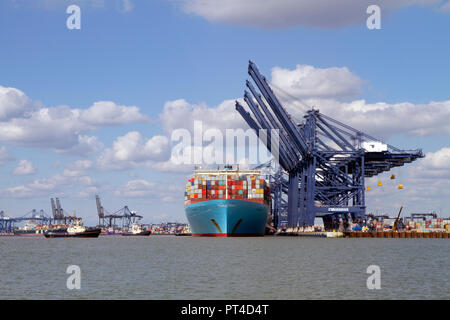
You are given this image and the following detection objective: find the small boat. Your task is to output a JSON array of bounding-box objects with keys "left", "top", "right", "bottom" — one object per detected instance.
[
  {"left": 105, "top": 227, "right": 122, "bottom": 235},
  {"left": 121, "top": 223, "right": 151, "bottom": 236},
  {"left": 44, "top": 218, "right": 101, "bottom": 238}
]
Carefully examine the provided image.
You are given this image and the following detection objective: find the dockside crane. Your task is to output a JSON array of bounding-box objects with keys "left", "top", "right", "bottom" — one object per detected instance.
[
  {"left": 0, "top": 209, "right": 53, "bottom": 233},
  {"left": 96, "top": 195, "right": 105, "bottom": 226},
  {"left": 50, "top": 198, "right": 76, "bottom": 225},
  {"left": 236, "top": 61, "right": 424, "bottom": 230},
  {"left": 95, "top": 195, "right": 143, "bottom": 229}
]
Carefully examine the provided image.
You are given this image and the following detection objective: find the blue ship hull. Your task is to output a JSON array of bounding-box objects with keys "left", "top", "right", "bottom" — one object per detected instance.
[{"left": 185, "top": 199, "right": 269, "bottom": 237}]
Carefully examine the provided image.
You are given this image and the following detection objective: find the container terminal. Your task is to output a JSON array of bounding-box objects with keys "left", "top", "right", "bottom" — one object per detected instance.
[
  {"left": 0, "top": 197, "right": 187, "bottom": 237},
  {"left": 0, "top": 61, "right": 448, "bottom": 239}
]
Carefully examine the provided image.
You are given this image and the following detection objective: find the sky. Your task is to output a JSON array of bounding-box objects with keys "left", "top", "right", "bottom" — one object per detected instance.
[{"left": 0, "top": 0, "right": 449, "bottom": 225}]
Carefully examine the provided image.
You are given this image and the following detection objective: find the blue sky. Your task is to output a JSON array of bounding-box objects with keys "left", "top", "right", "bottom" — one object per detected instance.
[{"left": 0, "top": 0, "right": 449, "bottom": 224}]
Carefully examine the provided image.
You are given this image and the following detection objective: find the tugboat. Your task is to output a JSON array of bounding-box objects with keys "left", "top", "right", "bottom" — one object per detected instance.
[
  {"left": 121, "top": 223, "right": 151, "bottom": 236},
  {"left": 44, "top": 218, "right": 101, "bottom": 238}
]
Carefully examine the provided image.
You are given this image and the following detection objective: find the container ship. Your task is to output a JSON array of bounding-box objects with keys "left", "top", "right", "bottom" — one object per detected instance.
[{"left": 184, "top": 168, "right": 270, "bottom": 237}]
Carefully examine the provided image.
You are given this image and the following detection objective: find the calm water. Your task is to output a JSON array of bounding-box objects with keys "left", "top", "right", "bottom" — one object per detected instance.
[{"left": 0, "top": 236, "right": 449, "bottom": 299}]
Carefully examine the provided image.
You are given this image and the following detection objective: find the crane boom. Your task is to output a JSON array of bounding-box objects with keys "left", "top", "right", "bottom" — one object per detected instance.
[{"left": 393, "top": 206, "right": 403, "bottom": 231}]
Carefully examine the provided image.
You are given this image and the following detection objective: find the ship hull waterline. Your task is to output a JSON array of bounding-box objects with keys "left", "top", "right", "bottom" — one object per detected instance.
[{"left": 185, "top": 199, "right": 268, "bottom": 237}]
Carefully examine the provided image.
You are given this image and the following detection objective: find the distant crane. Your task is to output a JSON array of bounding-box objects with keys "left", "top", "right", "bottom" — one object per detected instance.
[
  {"left": 96, "top": 195, "right": 105, "bottom": 226},
  {"left": 50, "top": 198, "right": 76, "bottom": 225},
  {"left": 95, "top": 195, "right": 143, "bottom": 228},
  {"left": 0, "top": 209, "right": 53, "bottom": 233}
]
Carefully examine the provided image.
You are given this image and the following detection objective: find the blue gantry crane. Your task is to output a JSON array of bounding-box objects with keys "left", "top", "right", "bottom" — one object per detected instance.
[
  {"left": 236, "top": 61, "right": 424, "bottom": 230},
  {"left": 0, "top": 209, "right": 53, "bottom": 233},
  {"left": 96, "top": 195, "right": 142, "bottom": 228}
]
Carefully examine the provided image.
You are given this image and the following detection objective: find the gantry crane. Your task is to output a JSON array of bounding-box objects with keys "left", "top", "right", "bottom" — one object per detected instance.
[
  {"left": 236, "top": 61, "right": 424, "bottom": 229},
  {"left": 95, "top": 195, "right": 142, "bottom": 228}
]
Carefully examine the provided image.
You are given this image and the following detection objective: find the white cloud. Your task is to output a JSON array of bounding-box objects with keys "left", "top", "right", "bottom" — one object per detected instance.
[
  {"left": 63, "top": 160, "right": 93, "bottom": 177},
  {"left": 2, "top": 159, "right": 96, "bottom": 198},
  {"left": 116, "top": 179, "right": 155, "bottom": 197},
  {"left": 13, "top": 160, "right": 36, "bottom": 175},
  {"left": 98, "top": 97, "right": 253, "bottom": 171},
  {"left": 55, "top": 135, "right": 104, "bottom": 156},
  {"left": 0, "top": 146, "right": 14, "bottom": 165},
  {"left": 179, "top": 0, "right": 442, "bottom": 28},
  {"left": 151, "top": 159, "right": 194, "bottom": 173},
  {"left": 283, "top": 98, "right": 450, "bottom": 140},
  {"left": 79, "top": 101, "right": 148, "bottom": 126},
  {"left": 271, "top": 65, "right": 364, "bottom": 99},
  {"left": 364, "top": 149, "right": 450, "bottom": 216},
  {"left": 115, "top": 179, "right": 181, "bottom": 201},
  {"left": 421, "top": 148, "right": 450, "bottom": 170},
  {"left": 160, "top": 98, "right": 246, "bottom": 134},
  {"left": 2, "top": 174, "right": 69, "bottom": 198},
  {"left": 410, "top": 148, "right": 450, "bottom": 179},
  {"left": 77, "top": 186, "right": 100, "bottom": 198},
  {"left": 0, "top": 85, "right": 35, "bottom": 120},
  {"left": 0, "top": 86, "right": 148, "bottom": 155},
  {"left": 96, "top": 132, "right": 170, "bottom": 170}
]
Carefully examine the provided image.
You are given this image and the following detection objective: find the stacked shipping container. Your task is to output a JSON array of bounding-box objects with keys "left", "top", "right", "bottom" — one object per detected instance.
[
  {"left": 405, "top": 218, "right": 450, "bottom": 231},
  {"left": 184, "top": 173, "right": 270, "bottom": 206}
]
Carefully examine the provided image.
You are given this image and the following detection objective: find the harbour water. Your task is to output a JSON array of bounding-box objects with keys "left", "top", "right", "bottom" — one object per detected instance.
[{"left": 0, "top": 236, "right": 449, "bottom": 299}]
